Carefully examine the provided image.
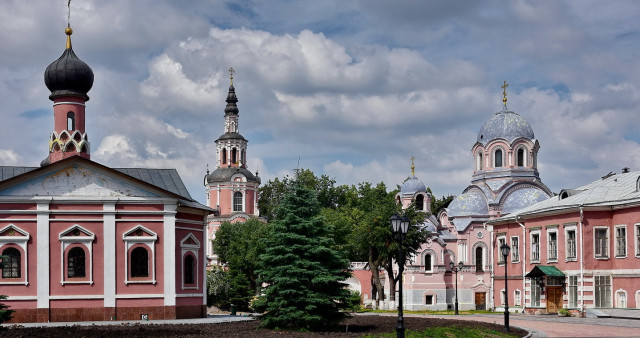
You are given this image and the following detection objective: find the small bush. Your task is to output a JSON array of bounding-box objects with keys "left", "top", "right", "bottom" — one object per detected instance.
[{"left": 345, "top": 290, "right": 363, "bottom": 312}]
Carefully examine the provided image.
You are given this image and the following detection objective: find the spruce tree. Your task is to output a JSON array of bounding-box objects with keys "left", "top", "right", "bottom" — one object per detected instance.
[{"left": 257, "top": 181, "right": 351, "bottom": 331}]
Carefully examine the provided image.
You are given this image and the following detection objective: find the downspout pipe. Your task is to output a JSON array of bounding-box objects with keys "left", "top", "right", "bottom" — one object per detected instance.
[
  {"left": 579, "top": 206, "right": 585, "bottom": 316},
  {"left": 484, "top": 221, "right": 495, "bottom": 310},
  {"left": 516, "top": 216, "right": 526, "bottom": 313}
]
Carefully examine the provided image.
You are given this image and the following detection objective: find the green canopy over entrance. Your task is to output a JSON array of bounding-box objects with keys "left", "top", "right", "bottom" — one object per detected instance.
[{"left": 525, "top": 265, "right": 565, "bottom": 278}]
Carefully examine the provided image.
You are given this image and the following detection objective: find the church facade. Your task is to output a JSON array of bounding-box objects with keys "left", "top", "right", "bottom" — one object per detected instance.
[
  {"left": 203, "top": 71, "right": 262, "bottom": 266},
  {"left": 0, "top": 26, "right": 213, "bottom": 323},
  {"left": 392, "top": 89, "right": 552, "bottom": 311}
]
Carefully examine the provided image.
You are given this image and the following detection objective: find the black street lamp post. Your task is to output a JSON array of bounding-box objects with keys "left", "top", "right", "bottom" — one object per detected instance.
[
  {"left": 390, "top": 214, "right": 410, "bottom": 338},
  {"left": 500, "top": 243, "right": 511, "bottom": 332},
  {"left": 448, "top": 261, "right": 464, "bottom": 315}
]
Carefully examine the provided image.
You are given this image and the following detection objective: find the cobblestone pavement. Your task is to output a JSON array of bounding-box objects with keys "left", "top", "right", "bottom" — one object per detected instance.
[{"left": 405, "top": 313, "right": 640, "bottom": 337}]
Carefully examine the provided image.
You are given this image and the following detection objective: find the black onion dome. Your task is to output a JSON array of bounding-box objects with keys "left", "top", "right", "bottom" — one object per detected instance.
[
  {"left": 44, "top": 29, "right": 94, "bottom": 101},
  {"left": 224, "top": 85, "right": 238, "bottom": 115}
]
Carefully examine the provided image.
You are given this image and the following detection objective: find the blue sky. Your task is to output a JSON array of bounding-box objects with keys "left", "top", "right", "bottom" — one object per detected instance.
[{"left": 2, "top": 1, "right": 640, "bottom": 204}]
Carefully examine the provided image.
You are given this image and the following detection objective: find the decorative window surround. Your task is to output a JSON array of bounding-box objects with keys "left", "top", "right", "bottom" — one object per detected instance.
[
  {"left": 510, "top": 236, "right": 520, "bottom": 263},
  {"left": 123, "top": 225, "right": 157, "bottom": 284},
  {"left": 615, "top": 225, "right": 627, "bottom": 258},
  {"left": 0, "top": 224, "right": 29, "bottom": 285},
  {"left": 564, "top": 223, "right": 578, "bottom": 262},
  {"left": 422, "top": 249, "right": 436, "bottom": 273},
  {"left": 180, "top": 233, "right": 201, "bottom": 290},
  {"left": 497, "top": 236, "right": 506, "bottom": 265},
  {"left": 530, "top": 230, "right": 541, "bottom": 263},
  {"left": 594, "top": 226, "right": 610, "bottom": 260},
  {"left": 547, "top": 230, "right": 558, "bottom": 263},
  {"left": 59, "top": 225, "right": 95, "bottom": 285}
]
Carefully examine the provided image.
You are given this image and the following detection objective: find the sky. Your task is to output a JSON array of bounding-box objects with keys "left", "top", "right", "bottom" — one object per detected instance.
[{"left": 2, "top": 0, "right": 640, "bottom": 205}]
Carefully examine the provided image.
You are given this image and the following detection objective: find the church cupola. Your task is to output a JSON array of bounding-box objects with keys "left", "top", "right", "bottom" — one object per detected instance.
[
  {"left": 44, "top": 25, "right": 93, "bottom": 164},
  {"left": 215, "top": 68, "right": 248, "bottom": 169}
]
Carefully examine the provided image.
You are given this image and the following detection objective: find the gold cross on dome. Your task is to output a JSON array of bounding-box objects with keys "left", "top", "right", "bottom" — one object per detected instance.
[
  {"left": 502, "top": 80, "right": 509, "bottom": 107},
  {"left": 411, "top": 156, "right": 415, "bottom": 176},
  {"left": 229, "top": 67, "right": 235, "bottom": 85}
]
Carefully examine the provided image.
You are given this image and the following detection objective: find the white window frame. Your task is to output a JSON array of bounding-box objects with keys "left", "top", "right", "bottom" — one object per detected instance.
[
  {"left": 514, "top": 145, "right": 528, "bottom": 167},
  {"left": 547, "top": 229, "right": 558, "bottom": 262},
  {"left": 530, "top": 279, "right": 541, "bottom": 307},
  {"left": 59, "top": 225, "right": 95, "bottom": 285},
  {"left": 457, "top": 242, "right": 468, "bottom": 263},
  {"left": 476, "top": 150, "right": 484, "bottom": 171},
  {"left": 510, "top": 236, "right": 519, "bottom": 263},
  {"left": 123, "top": 225, "right": 158, "bottom": 285},
  {"left": 514, "top": 289, "right": 521, "bottom": 307},
  {"left": 614, "top": 224, "right": 627, "bottom": 258},
  {"left": 564, "top": 223, "right": 577, "bottom": 262},
  {"left": 594, "top": 226, "right": 610, "bottom": 259},
  {"left": 635, "top": 223, "right": 640, "bottom": 258},
  {"left": 616, "top": 289, "right": 627, "bottom": 308},
  {"left": 568, "top": 275, "right": 578, "bottom": 308},
  {"left": 232, "top": 190, "right": 244, "bottom": 212},
  {"left": 180, "top": 233, "right": 201, "bottom": 290},
  {"left": 497, "top": 235, "right": 507, "bottom": 265},
  {"left": 423, "top": 250, "right": 436, "bottom": 273},
  {"left": 594, "top": 275, "right": 612, "bottom": 308},
  {"left": 530, "top": 230, "right": 541, "bottom": 263},
  {"left": 0, "top": 224, "right": 29, "bottom": 285}
]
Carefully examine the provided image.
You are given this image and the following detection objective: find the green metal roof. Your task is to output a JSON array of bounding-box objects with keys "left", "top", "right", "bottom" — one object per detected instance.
[{"left": 525, "top": 265, "right": 565, "bottom": 278}]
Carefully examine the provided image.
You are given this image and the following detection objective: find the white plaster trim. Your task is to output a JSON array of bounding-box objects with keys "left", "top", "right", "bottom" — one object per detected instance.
[
  {"left": 635, "top": 223, "right": 640, "bottom": 257},
  {"left": 104, "top": 203, "right": 116, "bottom": 308},
  {"left": 176, "top": 293, "right": 204, "bottom": 298},
  {"left": 37, "top": 202, "right": 50, "bottom": 308},
  {"left": 593, "top": 226, "right": 610, "bottom": 259},
  {"left": 564, "top": 224, "right": 578, "bottom": 261},
  {"left": 125, "top": 280, "right": 157, "bottom": 284},
  {"left": 614, "top": 224, "right": 627, "bottom": 258},
  {"left": 50, "top": 295, "right": 104, "bottom": 300},
  {"left": 180, "top": 233, "right": 200, "bottom": 291},
  {"left": 116, "top": 294, "right": 164, "bottom": 299},
  {"left": 53, "top": 101, "right": 86, "bottom": 107},
  {"left": 7, "top": 295, "right": 37, "bottom": 300},
  {"left": 164, "top": 203, "right": 177, "bottom": 306},
  {"left": 176, "top": 220, "right": 207, "bottom": 227},
  {"left": 123, "top": 225, "right": 158, "bottom": 285},
  {"left": 59, "top": 225, "right": 95, "bottom": 285},
  {"left": 530, "top": 230, "right": 541, "bottom": 263},
  {"left": 0, "top": 224, "right": 30, "bottom": 284},
  {"left": 0, "top": 281, "right": 29, "bottom": 285}
]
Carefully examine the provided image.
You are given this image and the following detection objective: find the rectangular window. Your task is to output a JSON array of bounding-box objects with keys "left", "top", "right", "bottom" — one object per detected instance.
[
  {"left": 567, "top": 229, "right": 577, "bottom": 259},
  {"left": 531, "top": 233, "right": 540, "bottom": 262},
  {"left": 424, "top": 253, "right": 432, "bottom": 272},
  {"left": 569, "top": 276, "right": 578, "bottom": 308},
  {"left": 636, "top": 224, "right": 640, "bottom": 257},
  {"left": 457, "top": 243, "right": 468, "bottom": 263},
  {"left": 498, "top": 237, "right": 506, "bottom": 264},
  {"left": 511, "top": 237, "right": 519, "bottom": 262},
  {"left": 530, "top": 280, "right": 541, "bottom": 307},
  {"left": 615, "top": 226, "right": 626, "bottom": 257},
  {"left": 595, "top": 228, "right": 609, "bottom": 258},
  {"left": 594, "top": 275, "right": 611, "bottom": 308},
  {"left": 425, "top": 295, "right": 433, "bottom": 305},
  {"left": 548, "top": 232, "right": 557, "bottom": 260},
  {"left": 514, "top": 290, "right": 521, "bottom": 306}
]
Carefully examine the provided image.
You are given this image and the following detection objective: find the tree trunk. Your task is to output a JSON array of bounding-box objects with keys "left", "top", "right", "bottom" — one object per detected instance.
[
  {"left": 369, "top": 247, "right": 385, "bottom": 309},
  {"left": 384, "top": 251, "right": 397, "bottom": 303}
]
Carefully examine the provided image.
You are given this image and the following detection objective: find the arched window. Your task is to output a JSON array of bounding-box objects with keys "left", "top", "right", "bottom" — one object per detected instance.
[
  {"left": 517, "top": 148, "right": 525, "bottom": 167},
  {"left": 494, "top": 149, "right": 503, "bottom": 167},
  {"left": 477, "top": 152, "right": 483, "bottom": 171},
  {"left": 221, "top": 148, "right": 227, "bottom": 164},
  {"left": 424, "top": 253, "right": 432, "bottom": 272},
  {"left": 240, "top": 150, "right": 244, "bottom": 165},
  {"left": 130, "top": 247, "right": 149, "bottom": 278},
  {"left": 67, "top": 112, "right": 75, "bottom": 131},
  {"left": 67, "top": 247, "right": 86, "bottom": 278},
  {"left": 233, "top": 192, "right": 243, "bottom": 212},
  {"left": 416, "top": 194, "right": 424, "bottom": 211},
  {"left": 1, "top": 247, "right": 20, "bottom": 278},
  {"left": 475, "top": 247, "right": 483, "bottom": 271},
  {"left": 184, "top": 255, "right": 195, "bottom": 284},
  {"left": 231, "top": 148, "right": 237, "bottom": 164}
]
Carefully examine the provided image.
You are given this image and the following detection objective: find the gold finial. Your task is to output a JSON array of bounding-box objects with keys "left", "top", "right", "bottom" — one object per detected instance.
[
  {"left": 66, "top": 0, "right": 73, "bottom": 49},
  {"left": 229, "top": 67, "right": 235, "bottom": 86},
  {"left": 411, "top": 156, "right": 415, "bottom": 176},
  {"left": 502, "top": 80, "right": 509, "bottom": 108}
]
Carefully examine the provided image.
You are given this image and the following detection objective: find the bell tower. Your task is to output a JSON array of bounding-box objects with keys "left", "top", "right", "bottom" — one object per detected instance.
[{"left": 43, "top": 25, "right": 94, "bottom": 165}]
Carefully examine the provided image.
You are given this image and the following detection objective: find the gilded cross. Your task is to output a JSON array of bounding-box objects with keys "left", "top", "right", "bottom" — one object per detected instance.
[
  {"left": 502, "top": 81, "right": 509, "bottom": 107},
  {"left": 229, "top": 67, "right": 235, "bottom": 85},
  {"left": 411, "top": 156, "right": 415, "bottom": 176}
]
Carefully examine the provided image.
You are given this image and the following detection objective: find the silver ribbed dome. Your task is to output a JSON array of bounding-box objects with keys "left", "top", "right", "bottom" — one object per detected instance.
[
  {"left": 400, "top": 175, "right": 426, "bottom": 196},
  {"left": 500, "top": 187, "right": 549, "bottom": 215},
  {"left": 447, "top": 189, "right": 488, "bottom": 217},
  {"left": 477, "top": 110, "right": 534, "bottom": 145}
]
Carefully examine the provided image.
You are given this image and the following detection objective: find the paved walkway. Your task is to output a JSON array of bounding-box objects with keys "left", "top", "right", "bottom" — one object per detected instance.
[
  {"left": 1, "top": 314, "right": 255, "bottom": 328},
  {"left": 408, "top": 313, "right": 640, "bottom": 337}
]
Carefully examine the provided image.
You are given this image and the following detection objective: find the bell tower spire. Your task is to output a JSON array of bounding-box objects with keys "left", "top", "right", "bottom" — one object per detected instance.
[{"left": 43, "top": 20, "right": 94, "bottom": 165}]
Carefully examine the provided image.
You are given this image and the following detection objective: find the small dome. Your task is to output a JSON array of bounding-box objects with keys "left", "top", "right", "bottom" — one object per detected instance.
[
  {"left": 44, "top": 29, "right": 94, "bottom": 101},
  {"left": 500, "top": 186, "right": 549, "bottom": 215},
  {"left": 477, "top": 110, "right": 534, "bottom": 145},
  {"left": 447, "top": 189, "right": 488, "bottom": 217},
  {"left": 400, "top": 175, "right": 426, "bottom": 196},
  {"left": 207, "top": 167, "right": 260, "bottom": 184}
]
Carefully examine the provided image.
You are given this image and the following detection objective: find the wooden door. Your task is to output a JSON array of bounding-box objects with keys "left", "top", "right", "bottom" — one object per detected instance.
[
  {"left": 475, "top": 292, "right": 486, "bottom": 310},
  {"left": 546, "top": 287, "right": 563, "bottom": 313}
]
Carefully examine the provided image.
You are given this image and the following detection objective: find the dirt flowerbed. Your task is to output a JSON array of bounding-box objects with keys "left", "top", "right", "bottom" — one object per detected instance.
[{"left": 4, "top": 315, "right": 527, "bottom": 337}]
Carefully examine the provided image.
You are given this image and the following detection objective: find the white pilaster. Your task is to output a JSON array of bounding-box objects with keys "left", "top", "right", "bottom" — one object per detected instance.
[
  {"left": 104, "top": 203, "right": 116, "bottom": 308},
  {"left": 164, "top": 203, "right": 177, "bottom": 306},
  {"left": 36, "top": 201, "right": 50, "bottom": 309}
]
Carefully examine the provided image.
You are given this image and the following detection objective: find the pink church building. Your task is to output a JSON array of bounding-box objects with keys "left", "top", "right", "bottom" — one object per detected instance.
[
  {"left": 489, "top": 169, "right": 640, "bottom": 316},
  {"left": 203, "top": 71, "right": 262, "bottom": 266},
  {"left": 0, "top": 26, "right": 214, "bottom": 323},
  {"left": 385, "top": 91, "right": 552, "bottom": 311}
]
